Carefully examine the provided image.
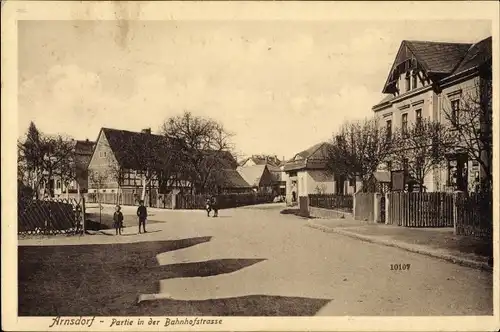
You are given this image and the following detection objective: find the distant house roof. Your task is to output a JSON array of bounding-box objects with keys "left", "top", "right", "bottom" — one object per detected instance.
[
  {"left": 376, "top": 36, "right": 492, "bottom": 108},
  {"left": 239, "top": 155, "right": 283, "bottom": 168},
  {"left": 283, "top": 142, "right": 332, "bottom": 172},
  {"left": 237, "top": 165, "right": 268, "bottom": 187},
  {"left": 219, "top": 169, "right": 251, "bottom": 188}
]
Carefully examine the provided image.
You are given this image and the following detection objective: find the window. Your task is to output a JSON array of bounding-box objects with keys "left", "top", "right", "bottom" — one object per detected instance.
[
  {"left": 405, "top": 73, "right": 411, "bottom": 92},
  {"left": 402, "top": 113, "right": 408, "bottom": 137},
  {"left": 56, "top": 180, "right": 61, "bottom": 189},
  {"left": 349, "top": 177, "right": 355, "bottom": 186},
  {"left": 451, "top": 99, "right": 460, "bottom": 125},
  {"left": 386, "top": 120, "right": 392, "bottom": 140},
  {"left": 415, "top": 109, "right": 422, "bottom": 127},
  {"left": 99, "top": 151, "right": 107, "bottom": 158},
  {"left": 412, "top": 72, "right": 418, "bottom": 90}
]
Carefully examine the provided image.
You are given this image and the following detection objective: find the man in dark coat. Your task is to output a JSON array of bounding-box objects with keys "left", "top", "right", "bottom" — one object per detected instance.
[
  {"left": 136, "top": 200, "right": 148, "bottom": 234},
  {"left": 210, "top": 195, "right": 219, "bottom": 218}
]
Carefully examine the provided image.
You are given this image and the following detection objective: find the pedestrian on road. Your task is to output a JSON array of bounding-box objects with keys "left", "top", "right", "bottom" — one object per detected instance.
[
  {"left": 113, "top": 205, "right": 124, "bottom": 235},
  {"left": 137, "top": 200, "right": 148, "bottom": 234},
  {"left": 205, "top": 197, "right": 212, "bottom": 217},
  {"left": 210, "top": 195, "right": 219, "bottom": 218}
]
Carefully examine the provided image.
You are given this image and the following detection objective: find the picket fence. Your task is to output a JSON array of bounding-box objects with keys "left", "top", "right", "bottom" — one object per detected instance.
[
  {"left": 387, "top": 192, "right": 454, "bottom": 227},
  {"left": 18, "top": 198, "right": 85, "bottom": 235},
  {"left": 84, "top": 191, "right": 274, "bottom": 210},
  {"left": 85, "top": 192, "right": 172, "bottom": 208},
  {"left": 308, "top": 194, "right": 353, "bottom": 212},
  {"left": 455, "top": 192, "right": 492, "bottom": 238}
]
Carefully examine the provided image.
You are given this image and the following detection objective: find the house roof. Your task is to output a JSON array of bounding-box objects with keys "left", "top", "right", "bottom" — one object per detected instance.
[
  {"left": 101, "top": 128, "right": 171, "bottom": 170},
  {"left": 376, "top": 36, "right": 491, "bottom": 108},
  {"left": 219, "top": 169, "right": 251, "bottom": 188},
  {"left": 239, "top": 155, "right": 283, "bottom": 168},
  {"left": 405, "top": 40, "right": 472, "bottom": 74},
  {"left": 283, "top": 142, "right": 332, "bottom": 172},
  {"left": 237, "top": 165, "right": 268, "bottom": 187},
  {"left": 98, "top": 127, "right": 237, "bottom": 171},
  {"left": 452, "top": 36, "right": 492, "bottom": 75}
]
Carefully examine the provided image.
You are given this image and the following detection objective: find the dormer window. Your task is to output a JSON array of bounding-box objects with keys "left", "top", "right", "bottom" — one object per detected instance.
[{"left": 405, "top": 73, "right": 411, "bottom": 92}]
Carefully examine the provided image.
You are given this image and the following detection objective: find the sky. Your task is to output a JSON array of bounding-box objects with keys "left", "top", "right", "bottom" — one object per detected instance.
[{"left": 18, "top": 20, "right": 491, "bottom": 160}]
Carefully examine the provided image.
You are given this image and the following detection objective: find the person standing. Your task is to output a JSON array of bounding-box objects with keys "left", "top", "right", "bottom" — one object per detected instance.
[
  {"left": 113, "top": 205, "right": 124, "bottom": 235},
  {"left": 205, "top": 197, "right": 212, "bottom": 217},
  {"left": 136, "top": 200, "right": 148, "bottom": 234},
  {"left": 210, "top": 195, "right": 219, "bottom": 218}
]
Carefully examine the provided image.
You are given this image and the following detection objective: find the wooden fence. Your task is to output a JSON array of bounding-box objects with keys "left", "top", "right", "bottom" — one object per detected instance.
[
  {"left": 18, "top": 198, "right": 85, "bottom": 235},
  {"left": 455, "top": 192, "right": 492, "bottom": 238},
  {"left": 308, "top": 194, "right": 353, "bottom": 212},
  {"left": 354, "top": 193, "right": 375, "bottom": 221},
  {"left": 387, "top": 192, "right": 454, "bottom": 227},
  {"left": 85, "top": 192, "right": 172, "bottom": 208},
  {"left": 175, "top": 193, "right": 275, "bottom": 210}
]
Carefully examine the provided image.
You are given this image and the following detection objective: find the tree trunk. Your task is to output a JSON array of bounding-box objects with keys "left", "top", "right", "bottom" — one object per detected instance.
[
  {"left": 141, "top": 174, "right": 147, "bottom": 202},
  {"left": 77, "top": 182, "right": 81, "bottom": 199},
  {"left": 66, "top": 182, "right": 69, "bottom": 199}
]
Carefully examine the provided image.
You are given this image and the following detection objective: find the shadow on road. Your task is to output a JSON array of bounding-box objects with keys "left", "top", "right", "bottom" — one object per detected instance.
[
  {"left": 137, "top": 295, "right": 331, "bottom": 316},
  {"left": 18, "top": 237, "right": 212, "bottom": 316},
  {"left": 157, "top": 258, "right": 266, "bottom": 279}
]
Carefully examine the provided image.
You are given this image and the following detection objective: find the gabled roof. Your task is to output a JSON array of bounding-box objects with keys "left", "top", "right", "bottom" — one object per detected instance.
[
  {"left": 382, "top": 40, "right": 472, "bottom": 94},
  {"left": 284, "top": 142, "right": 332, "bottom": 172},
  {"left": 219, "top": 169, "right": 251, "bottom": 188},
  {"left": 239, "top": 155, "right": 283, "bottom": 168},
  {"left": 377, "top": 36, "right": 491, "bottom": 106},
  {"left": 237, "top": 165, "right": 268, "bottom": 187},
  {"left": 101, "top": 128, "right": 171, "bottom": 170},
  {"left": 96, "top": 127, "right": 237, "bottom": 171},
  {"left": 405, "top": 40, "right": 472, "bottom": 74}
]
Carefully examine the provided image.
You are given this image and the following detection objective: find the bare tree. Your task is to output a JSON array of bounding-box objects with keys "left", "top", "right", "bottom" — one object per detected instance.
[
  {"left": 18, "top": 122, "right": 75, "bottom": 198},
  {"left": 327, "top": 117, "right": 392, "bottom": 193},
  {"left": 390, "top": 118, "right": 452, "bottom": 192},
  {"left": 88, "top": 169, "right": 108, "bottom": 223},
  {"left": 441, "top": 76, "right": 492, "bottom": 192},
  {"left": 161, "top": 111, "right": 236, "bottom": 194}
]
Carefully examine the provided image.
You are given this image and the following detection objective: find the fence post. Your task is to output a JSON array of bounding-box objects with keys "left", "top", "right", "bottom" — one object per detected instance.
[
  {"left": 385, "top": 192, "right": 390, "bottom": 225},
  {"left": 373, "top": 193, "right": 381, "bottom": 223},
  {"left": 353, "top": 193, "right": 357, "bottom": 219},
  {"left": 171, "top": 193, "right": 177, "bottom": 210},
  {"left": 453, "top": 191, "right": 463, "bottom": 235},
  {"left": 81, "top": 197, "right": 86, "bottom": 235}
]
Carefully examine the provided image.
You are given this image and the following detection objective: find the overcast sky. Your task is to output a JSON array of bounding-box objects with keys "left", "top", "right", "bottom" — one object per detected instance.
[{"left": 18, "top": 20, "right": 491, "bottom": 159}]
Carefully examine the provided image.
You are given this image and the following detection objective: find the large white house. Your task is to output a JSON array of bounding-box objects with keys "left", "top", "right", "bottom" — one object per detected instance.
[{"left": 372, "top": 36, "right": 492, "bottom": 192}]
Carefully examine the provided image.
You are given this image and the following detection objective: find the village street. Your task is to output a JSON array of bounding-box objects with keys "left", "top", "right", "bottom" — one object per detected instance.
[{"left": 19, "top": 204, "right": 492, "bottom": 316}]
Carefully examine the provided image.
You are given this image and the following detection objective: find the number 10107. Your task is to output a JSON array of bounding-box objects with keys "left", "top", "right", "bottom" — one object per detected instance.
[{"left": 390, "top": 264, "right": 411, "bottom": 271}]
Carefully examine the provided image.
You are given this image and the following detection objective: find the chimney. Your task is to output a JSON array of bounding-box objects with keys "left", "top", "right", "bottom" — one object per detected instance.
[{"left": 141, "top": 128, "right": 152, "bottom": 134}]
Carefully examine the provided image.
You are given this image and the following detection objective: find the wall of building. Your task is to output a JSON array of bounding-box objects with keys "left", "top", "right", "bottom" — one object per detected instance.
[
  {"left": 306, "top": 170, "right": 335, "bottom": 195},
  {"left": 87, "top": 131, "right": 120, "bottom": 190},
  {"left": 375, "top": 74, "right": 484, "bottom": 193}
]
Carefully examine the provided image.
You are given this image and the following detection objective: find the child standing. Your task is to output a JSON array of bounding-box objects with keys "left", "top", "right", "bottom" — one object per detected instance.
[
  {"left": 136, "top": 200, "right": 148, "bottom": 234},
  {"left": 113, "top": 205, "right": 124, "bottom": 235}
]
